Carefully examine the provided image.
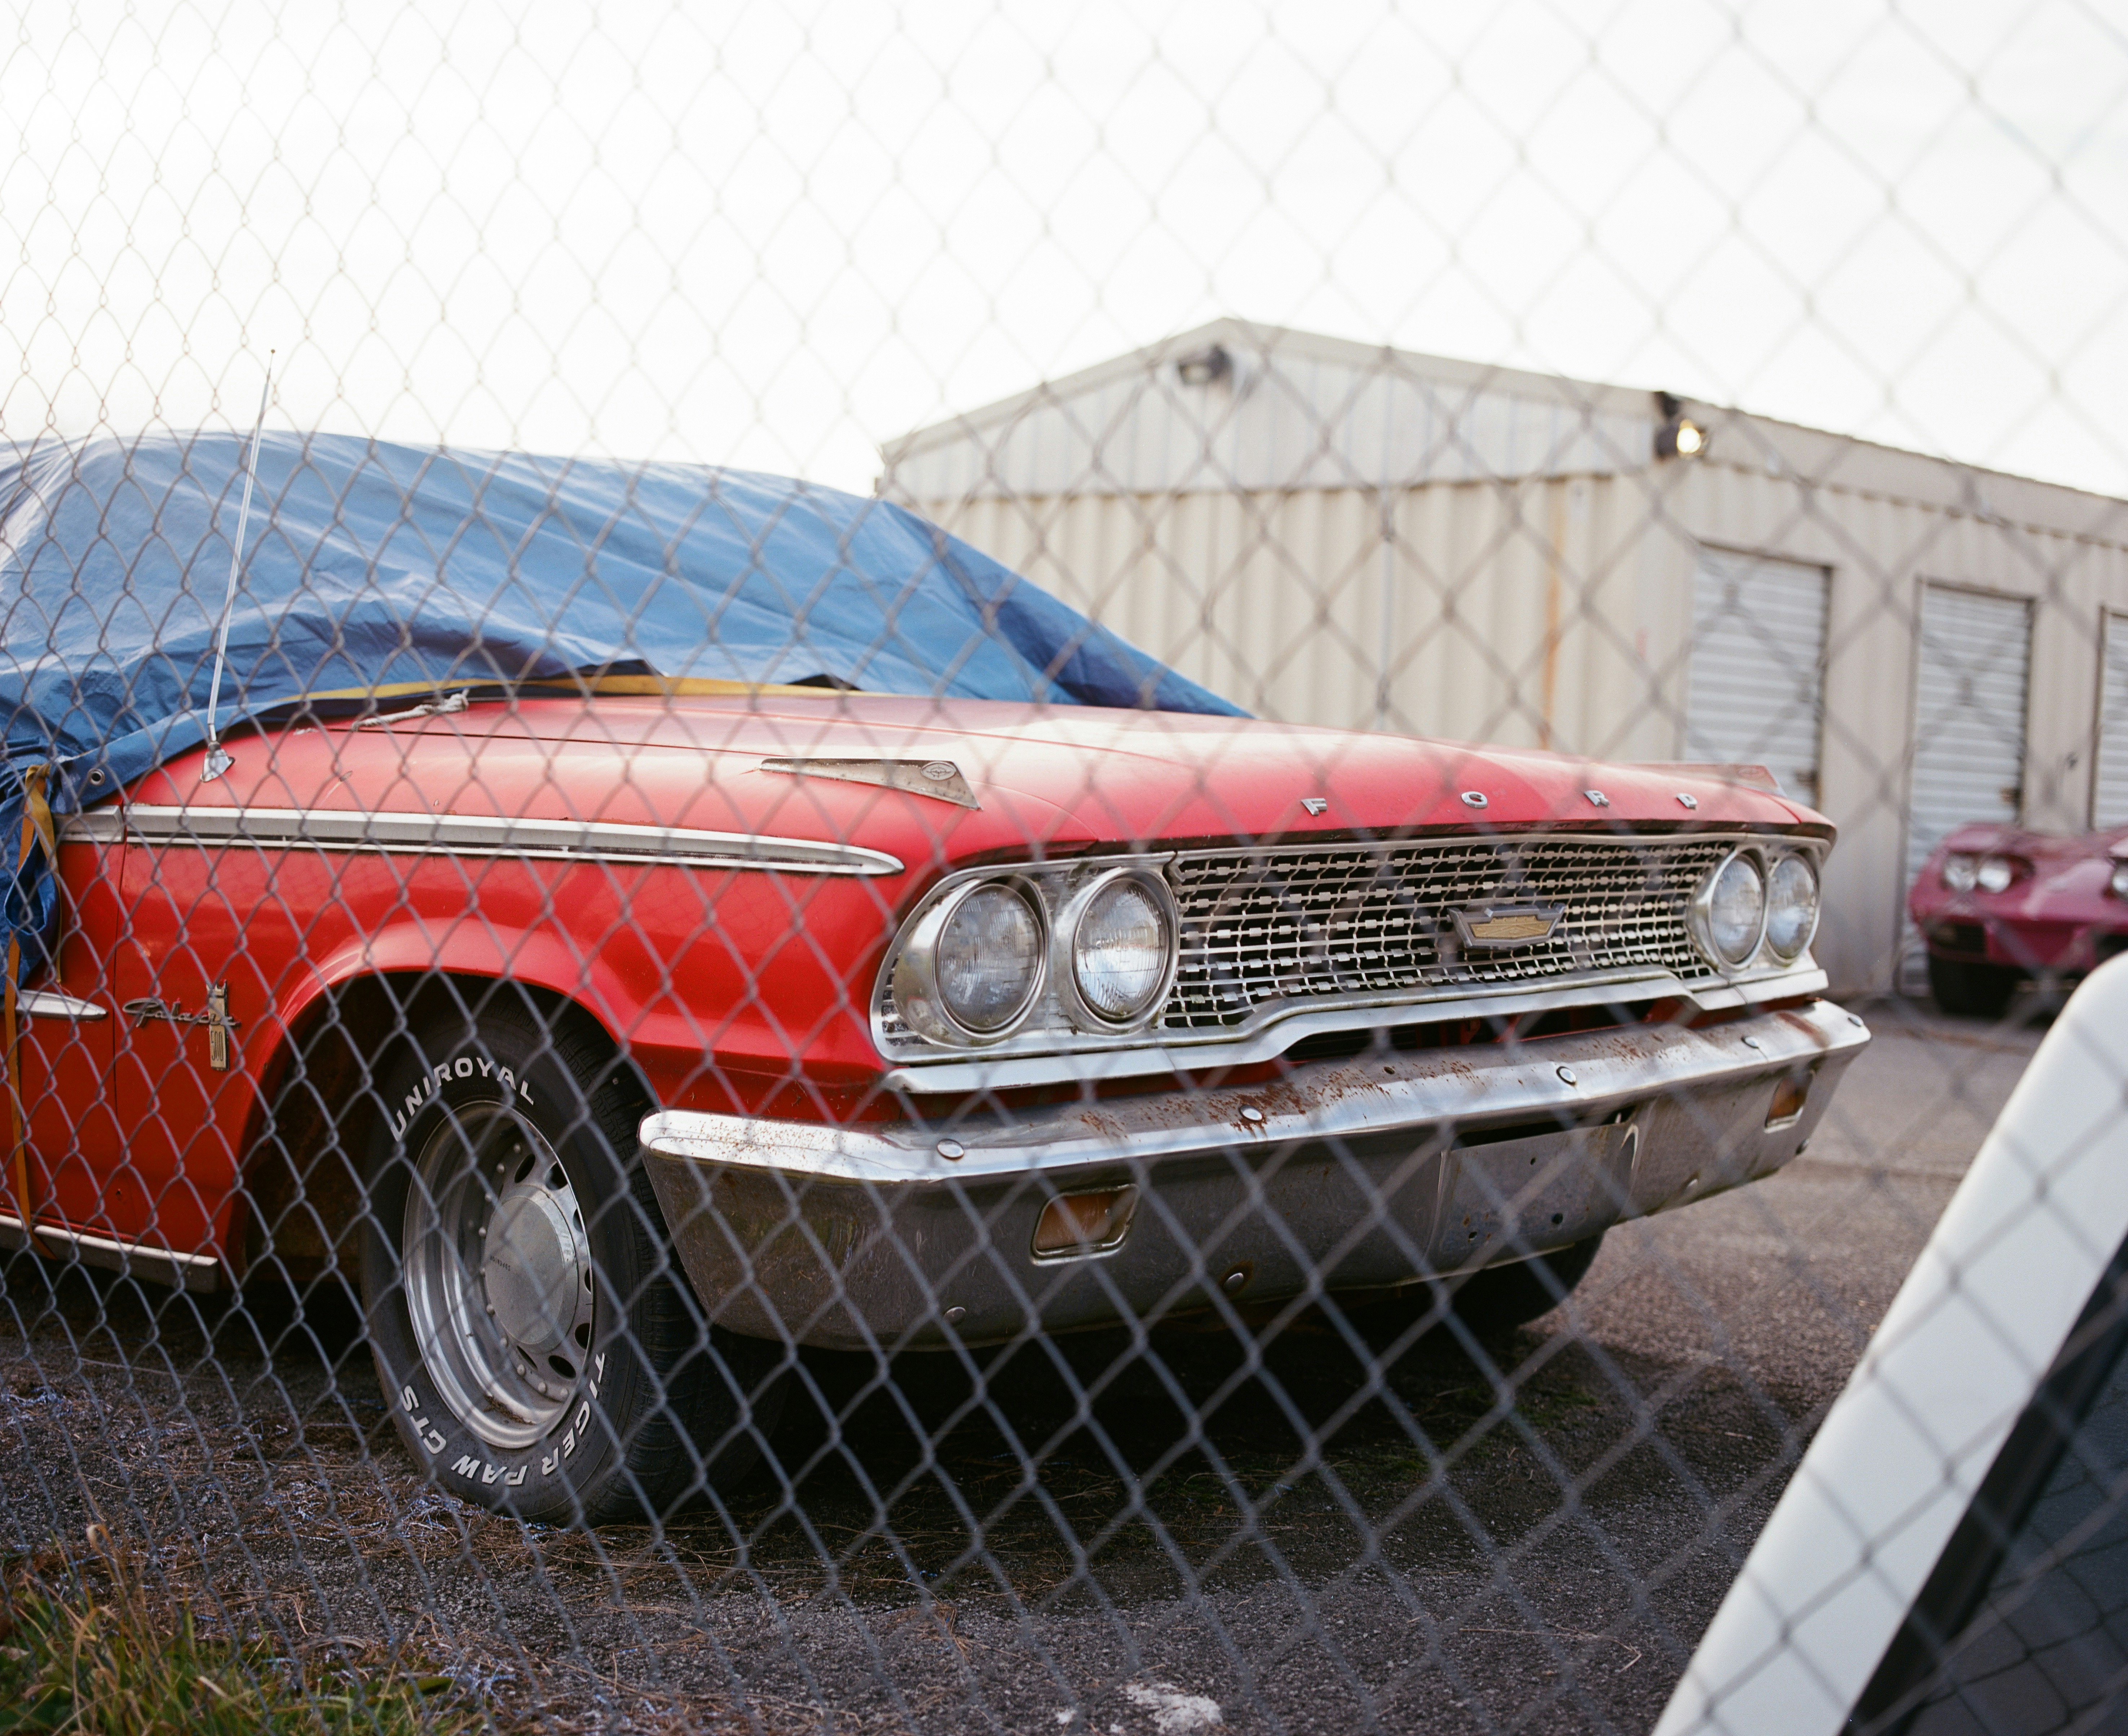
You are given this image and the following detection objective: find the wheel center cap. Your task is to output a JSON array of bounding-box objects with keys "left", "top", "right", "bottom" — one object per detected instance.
[{"left": 482, "top": 1185, "right": 580, "bottom": 1354}]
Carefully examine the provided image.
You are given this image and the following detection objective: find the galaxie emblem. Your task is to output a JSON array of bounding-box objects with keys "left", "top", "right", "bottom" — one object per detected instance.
[{"left": 1452, "top": 904, "right": 1565, "bottom": 947}]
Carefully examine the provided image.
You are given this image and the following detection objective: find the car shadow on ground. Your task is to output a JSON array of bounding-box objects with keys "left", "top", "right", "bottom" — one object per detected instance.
[
  {"left": 9, "top": 1255, "right": 1800, "bottom": 1598},
  {"left": 0, "top": 1253, "right": 1819, "bottom": 1731}
]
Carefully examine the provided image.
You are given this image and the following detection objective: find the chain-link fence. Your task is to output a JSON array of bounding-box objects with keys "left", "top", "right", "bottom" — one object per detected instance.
[{"left": 2, "top": 5, "right": 2126, "bottom": 1732}]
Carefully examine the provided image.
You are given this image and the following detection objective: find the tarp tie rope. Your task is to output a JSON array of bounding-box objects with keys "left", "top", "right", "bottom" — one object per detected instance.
[{"left": 6, "top": 764, "right": 53, "bottom": 1249}]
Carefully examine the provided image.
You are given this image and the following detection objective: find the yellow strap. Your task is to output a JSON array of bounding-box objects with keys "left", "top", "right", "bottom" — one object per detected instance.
[
  {"left": 293, "top": 674, "right": 843, "bottom": 707},
  {"left": 7, "top": 767, "right": 49, "bottom": 1251}
]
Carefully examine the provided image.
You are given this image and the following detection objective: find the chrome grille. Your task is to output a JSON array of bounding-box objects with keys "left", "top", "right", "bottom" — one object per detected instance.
[{"left": 1161, "top": 836, "right": 1725, "bottom": 1030}]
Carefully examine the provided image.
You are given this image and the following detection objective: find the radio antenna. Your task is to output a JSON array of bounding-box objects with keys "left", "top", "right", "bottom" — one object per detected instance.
[{"left": 201, "top": 352, "right": 273, "bottom": 782}]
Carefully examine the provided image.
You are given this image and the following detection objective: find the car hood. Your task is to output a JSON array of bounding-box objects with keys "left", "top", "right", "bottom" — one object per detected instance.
[
  {"left": 133, "top": 692, "right": 1819, "bottom": 885},
  {"left": 1932, "top": 820, "right": 2128, "bottom": 865}
]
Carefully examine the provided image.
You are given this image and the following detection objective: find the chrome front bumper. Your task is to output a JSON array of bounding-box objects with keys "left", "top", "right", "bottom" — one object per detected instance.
[{"left": 640, "top": 999, "right": 1869, "bottom": 1351}]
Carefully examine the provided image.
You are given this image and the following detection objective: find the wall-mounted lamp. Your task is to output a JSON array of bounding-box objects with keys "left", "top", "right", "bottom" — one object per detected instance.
[
  {"left": 1654, "top": 390, "right": 1706, "bottom": 460},
  {"left": 1175, "top": 343, "right": 1233, "bottom": 388}
]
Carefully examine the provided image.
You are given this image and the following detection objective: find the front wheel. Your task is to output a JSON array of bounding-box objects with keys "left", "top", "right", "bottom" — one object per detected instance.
[{"left": 358, "top": 994, "right": 780, "bottom": 1524}]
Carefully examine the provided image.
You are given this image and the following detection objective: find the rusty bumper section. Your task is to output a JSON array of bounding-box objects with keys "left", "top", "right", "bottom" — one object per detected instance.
[{"left": 640, "top": 1000, "right": 1869, "bottom": 1351}]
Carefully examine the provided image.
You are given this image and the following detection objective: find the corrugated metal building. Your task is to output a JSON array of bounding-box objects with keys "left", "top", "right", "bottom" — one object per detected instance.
[{"left": 878, "top": 318, "right": 2128, "bottom": 996}]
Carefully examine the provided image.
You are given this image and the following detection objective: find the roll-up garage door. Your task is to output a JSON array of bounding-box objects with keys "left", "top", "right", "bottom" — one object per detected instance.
[
  {"left": 1907, "top": 583, "right": 2032, "bottom": 890},
  {"left": 1685, "top": 549, "right": 1829, "bottom": 806},
  {"left": 2093, "top": 613, "right": 2128, "bottom": 827}
]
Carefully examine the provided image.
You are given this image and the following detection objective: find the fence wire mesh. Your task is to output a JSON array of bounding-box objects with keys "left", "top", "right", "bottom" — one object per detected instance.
[{"left": 1, "top": 4, "right": 2127, "bottom": 1733}]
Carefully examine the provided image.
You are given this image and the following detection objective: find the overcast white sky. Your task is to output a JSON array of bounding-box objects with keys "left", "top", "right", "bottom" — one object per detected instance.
[{"left": 4, "top": 0, "right": 2124, "bottom": 498}]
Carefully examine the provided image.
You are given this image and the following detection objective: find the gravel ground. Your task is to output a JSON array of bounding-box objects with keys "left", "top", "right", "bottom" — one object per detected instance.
[{"left": 0, "top": 997, "right": 2048, "bottom": 1734}]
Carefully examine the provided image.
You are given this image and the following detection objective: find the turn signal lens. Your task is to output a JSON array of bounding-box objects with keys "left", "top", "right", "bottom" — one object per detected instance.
[
  {"left": 1766, "top": 1066, "right": 1815, "bottom": 1128},
  {"left": 1942, "top": 853, "right": 1980, "bottom": 892},
  {"left": 1703, "top": 854, "right": 1767, "bottom": 966},
  {"left": 2111, "top": 861, "right": 2128, "bottom": 900},
  {"left": 1764, "top": 853, "right": 1820, "bottom": 961},
  {"left": 1072, "top": 875, "right": 1172, "bottom": 1024},
  {"left": 1031, "top": 1185, "right": 1139, "bottom": 1259}
]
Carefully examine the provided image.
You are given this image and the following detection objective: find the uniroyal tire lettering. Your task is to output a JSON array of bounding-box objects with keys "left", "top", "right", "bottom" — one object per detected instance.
[
  {"left": 401, "top": 1386, "right": 419, "bottom": 1413},
  {"left": 394, "top": 1052, "right": 537, "bottom": 1136},
  {"left": 505, "top": 1465, "right": 527, "bottom": 1487},
  {"left": 540, "top": 1452, "right": 557, "bottom": 1475},
  {"left": 451, "top": 1454, "right": 479, "bottom": 1478},
  {"left": 481, "top": 1462, "right": 502, "bottom": 1485},
  {"left": 423, "top": 1430, "right": 445, "bottom": 1453}
]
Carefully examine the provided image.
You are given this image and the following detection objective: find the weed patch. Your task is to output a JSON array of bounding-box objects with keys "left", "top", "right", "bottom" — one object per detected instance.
[{"left": 0, "top": 1527, "right": 474, "bottom": 1736}]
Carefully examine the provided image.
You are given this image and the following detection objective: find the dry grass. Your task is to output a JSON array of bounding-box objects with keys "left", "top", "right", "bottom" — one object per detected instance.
[{"left": 0, "top": 1525, "right": 478, "bottom": 1736}]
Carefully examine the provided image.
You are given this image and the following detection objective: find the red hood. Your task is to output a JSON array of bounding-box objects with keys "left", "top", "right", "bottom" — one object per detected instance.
[
  {"left": 131, "top": 694, "right": 1820, "bottom": 883},
  {"left": 1934, "top": 820, "right": 2128, "bottom": 864}
]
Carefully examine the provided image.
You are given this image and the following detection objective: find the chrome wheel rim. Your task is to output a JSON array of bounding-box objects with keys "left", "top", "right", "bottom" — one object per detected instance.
[{"left": 403, "top": 1100, "right": 595, "bottom": 1452}]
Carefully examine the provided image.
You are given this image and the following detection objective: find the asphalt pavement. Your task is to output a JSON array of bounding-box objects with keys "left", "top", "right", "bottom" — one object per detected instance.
[{"left": 0, "top": 997, "right": 2050, "bottom": 1734}]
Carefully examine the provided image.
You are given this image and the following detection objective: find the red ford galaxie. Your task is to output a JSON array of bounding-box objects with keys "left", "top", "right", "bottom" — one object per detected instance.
[
  {"left": 0, "top": 435, "right": 1866, "bottom": 1524},
  {"left": 7, "top": 692, "right": 1864, "bottom": 1520},
  {"left": 1908, "top": 821, "right": 2128, "bottom": 1015}
]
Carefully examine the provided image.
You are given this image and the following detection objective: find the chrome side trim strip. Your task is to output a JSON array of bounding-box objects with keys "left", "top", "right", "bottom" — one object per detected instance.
[
  {"left": 76, "top": 805, "right": 904, "bottom": 877},
  {"left": 0, "top": 1213, "right": 222, "bottom": 1292},
  {"left": 59, "top": 810, "right": 125, "bottom": 844},
  {"left": 19, "top": 990, "right": 109, "bottom": 1022}
]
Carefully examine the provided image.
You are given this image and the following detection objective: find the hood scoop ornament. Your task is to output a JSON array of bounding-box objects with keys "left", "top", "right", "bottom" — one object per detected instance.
[{"left": 758, "top": 757, "right": 981, "bottom": 810}]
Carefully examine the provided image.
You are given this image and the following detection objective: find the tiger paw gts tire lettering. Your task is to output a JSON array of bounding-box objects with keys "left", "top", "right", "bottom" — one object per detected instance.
[{"left": 359, "top": 994, "right": 780, "bottom": 1524}]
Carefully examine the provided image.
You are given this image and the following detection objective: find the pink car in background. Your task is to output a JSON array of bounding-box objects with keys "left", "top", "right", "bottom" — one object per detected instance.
[{"left": 1908, "top": 822, "right": 2128, "bottom": 1016}]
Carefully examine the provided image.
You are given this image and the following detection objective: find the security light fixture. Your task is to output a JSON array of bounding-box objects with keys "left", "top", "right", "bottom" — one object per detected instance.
[
  {"left": 1654, "top": 390, "right": 1706, "bottom": 460},
  {"left": 1175, "top": 343, "right": 1232, "bottom": 387}
]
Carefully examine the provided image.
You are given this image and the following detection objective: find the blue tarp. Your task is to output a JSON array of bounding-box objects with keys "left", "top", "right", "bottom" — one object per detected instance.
[{"left": 0, "top": 430, "right": 1242, "bottom": 975}]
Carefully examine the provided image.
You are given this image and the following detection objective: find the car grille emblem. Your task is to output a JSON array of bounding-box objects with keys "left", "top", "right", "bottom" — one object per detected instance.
[
  {"left": 1300, "top": 797, "right": 1328, "bottom": 816},
  {"left": 1452, "top": 904, "right": 1565, "bottom": 947}
]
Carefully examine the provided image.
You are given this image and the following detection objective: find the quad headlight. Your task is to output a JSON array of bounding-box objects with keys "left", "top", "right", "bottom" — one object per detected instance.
[
  {"left": 1699, "top": 852, "right": 1767, "bottom": 966},
  {"left": 892, "top": 878, "right": 1048, "bottom": 1043},
  {"left": 1764, "top": 851, "right": 1820, "bottom": 961},
  {"left": 1064, "top": 871, "right": 1177, "bottom": 1028},
  {"left": 888, "top": 864, "right": 1179, "bottom": 1047},
  {"left": 1692, "top": 845, "right": 1820, "bottom": 971},
  {"left": 1977, "top": 855, "right": 2018, "bottom": 894},
  {"left": 936, "top": 883, "right": 1046, "bottom": 1033},
  {"left": 1943, "top": 852, "right": 2019, "bottom": 894}
]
